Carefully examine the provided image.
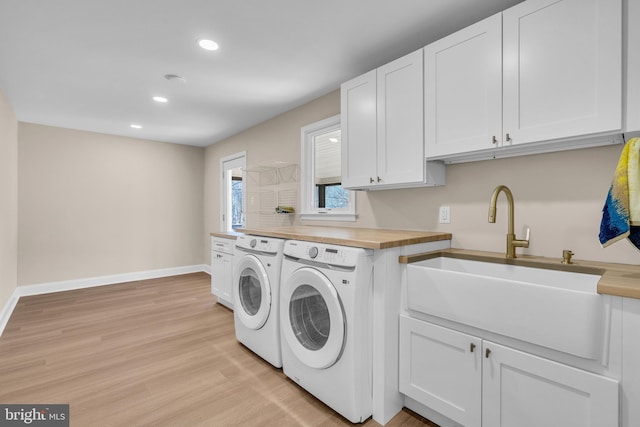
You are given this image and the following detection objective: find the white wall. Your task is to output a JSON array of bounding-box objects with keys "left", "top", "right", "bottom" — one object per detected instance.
[
  {"left": 203, "top": 91, "right": 340, "bottom": 253},
  {"left": 0, "top": 88, "right": 18, "bottom": 311},
  {"left": 18, "top": 123, "right": 205, "bottom": 286},
  {"left": 356, "top": 145, "right": 638, "bottom": 264},
  {"left": 204, "top": 89, "right": 639, "bottom": 265}
]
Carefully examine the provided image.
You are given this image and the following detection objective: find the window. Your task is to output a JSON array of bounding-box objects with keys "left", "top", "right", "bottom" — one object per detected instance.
[
  {"left": 231, "top": 177, "right": 243, "bottom": 228},
  {"left": 300, "top": 115, "right": 356, "bottom": 221}
]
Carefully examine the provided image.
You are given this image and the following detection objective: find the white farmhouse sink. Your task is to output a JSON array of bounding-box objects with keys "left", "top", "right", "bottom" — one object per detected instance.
[{"left": 406, "top": 256, "right": 605, "bottom": 359}]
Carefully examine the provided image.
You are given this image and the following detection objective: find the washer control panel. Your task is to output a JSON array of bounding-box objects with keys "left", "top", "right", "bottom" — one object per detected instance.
[{"left": 284, "top": 240, "right": 370, "bottom": 268}]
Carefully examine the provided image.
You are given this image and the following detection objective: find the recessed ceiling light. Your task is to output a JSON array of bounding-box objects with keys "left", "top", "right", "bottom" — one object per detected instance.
[
  {"left": 130, "top": 124, "right": 142, "bottom": 129},
  {"left": 153, "top": 96, "right": 168, "bottom": 103},
  {"left": 198, "top": 39, "right": 219, "bottom": 51}
]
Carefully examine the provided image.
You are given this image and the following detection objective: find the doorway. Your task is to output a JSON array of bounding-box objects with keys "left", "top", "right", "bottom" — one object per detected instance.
[{"left": 220, "top": 152, "right": 246, "bottom": 232}]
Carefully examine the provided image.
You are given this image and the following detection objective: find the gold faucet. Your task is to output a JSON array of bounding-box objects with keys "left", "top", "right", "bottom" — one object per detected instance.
[{"left": 488, "top": 185, "right": 530, "bottom": 258}]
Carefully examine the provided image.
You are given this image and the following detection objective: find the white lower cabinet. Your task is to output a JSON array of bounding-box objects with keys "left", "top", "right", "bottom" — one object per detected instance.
[
  {"left": 211, "top": 236, "right": 234, "bottom": 309},
  {"left": 483, "top": 341, "right": 618, "bottom": 427},
  {"left": 399, "top": 316, "right": 481, "bottom": 426},
  {"left": 399, "top": 315, "right": 619, "bottom": 427}
]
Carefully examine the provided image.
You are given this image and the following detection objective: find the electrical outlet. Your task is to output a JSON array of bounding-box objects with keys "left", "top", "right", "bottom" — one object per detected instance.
[{"left": 439, "top": 206, "right": 451, "bottom": 224}]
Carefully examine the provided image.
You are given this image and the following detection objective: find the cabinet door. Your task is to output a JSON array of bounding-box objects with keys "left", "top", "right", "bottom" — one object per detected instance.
[
  {"left": 482, "top": 341, "right": 618, "bottom": 427},
  {"left": 502, "top": 0, "right": 621, "bottom": 146},
  {"left": 424, "top": 13, "right": 503, "bottom": 158},
  {"left": 211, "top": 251, "right": 233, "bottom": 308},
  {"left": 399, "top": 316, "right": 482, "bottom": 427},
  {"left": 341, "top": 70, "right": 377, "bottom": 189},
  {"left": 626, "top": 0, "right": 640, "bottom": 134},
  {"left": 376, "top": 49, "right": 425, "bottom": 186}
]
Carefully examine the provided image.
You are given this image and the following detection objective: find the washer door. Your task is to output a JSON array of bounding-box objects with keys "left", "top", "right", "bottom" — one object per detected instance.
[
  {"left": 281, "top": 267, "right": 345, "bottom": 369},
  {"left": 234, "top": 255, "right": 272, "bottom": 330}
]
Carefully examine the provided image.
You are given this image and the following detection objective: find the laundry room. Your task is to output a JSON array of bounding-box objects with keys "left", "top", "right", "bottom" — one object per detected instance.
[{"left": 1, "top": 0, "right": 640, "bottom": 426}]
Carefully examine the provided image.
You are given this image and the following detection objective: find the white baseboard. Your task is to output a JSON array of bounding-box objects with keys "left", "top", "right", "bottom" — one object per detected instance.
[
  {"left": 0, "top": 293, "right": 19, "bottom": 339},
  {"left": 0, "top": 264, "right": 210, "bottom": 337}
]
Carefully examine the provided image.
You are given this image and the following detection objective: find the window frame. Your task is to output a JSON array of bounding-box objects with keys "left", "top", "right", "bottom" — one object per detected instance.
[{"left": 300, "top": 115, "right": 356, "bottom": 221}]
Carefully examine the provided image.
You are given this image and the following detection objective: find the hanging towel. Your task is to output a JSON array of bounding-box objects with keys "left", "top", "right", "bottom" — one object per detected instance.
[{"left": 599, "top": 137, "right": 640, "bottom": 250}]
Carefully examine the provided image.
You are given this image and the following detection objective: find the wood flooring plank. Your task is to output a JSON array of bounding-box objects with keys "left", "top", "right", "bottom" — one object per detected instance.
[{"left": 0, "top": 272, "right": 438, "bottom": 426}]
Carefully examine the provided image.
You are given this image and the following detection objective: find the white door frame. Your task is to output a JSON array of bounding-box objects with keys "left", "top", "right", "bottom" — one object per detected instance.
[{"left": 220, "top": 151, "right": 246, "bottom": 232}]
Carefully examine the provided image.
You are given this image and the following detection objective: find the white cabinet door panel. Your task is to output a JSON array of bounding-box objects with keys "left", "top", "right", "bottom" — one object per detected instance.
[
  {"left": 211, "top": 251, "right": 233, "bottom": 307},
  {"left": 483, "top": 341, "right": 618, "bottom": 427},
  {"left": 503, "top": 0, "right": 622, "bottom": 146},
  {"left": 377, "top": 50, "right": 425, "bottom": 186},
  {"left": 626, "top": 0, "right": 640, "bottom": 134},
  {"left": 341, "top": 70, "right": 377, "bottom": 189},
  {"left": 425, "top": 12, "right": 503, "bottom": 157},
  {"left": 399, "top": 315, "right": 482, "bottom": 427}
]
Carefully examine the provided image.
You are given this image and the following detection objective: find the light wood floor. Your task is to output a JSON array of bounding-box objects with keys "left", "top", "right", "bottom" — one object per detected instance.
[{"left": 0, "top": 273, "right": 438, "bottom": 426}]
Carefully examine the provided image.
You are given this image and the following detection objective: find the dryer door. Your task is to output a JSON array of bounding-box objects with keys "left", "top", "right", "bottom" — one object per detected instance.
[
  {"left": 234, "top": 254, "right": 272, "bottom": 330},
  {"left": 281, "top": 267, "right": 345, "bottom": 369}
]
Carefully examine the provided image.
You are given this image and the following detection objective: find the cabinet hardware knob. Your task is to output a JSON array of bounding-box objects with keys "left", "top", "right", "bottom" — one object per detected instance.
[
  {"left": 370, "top": 177, "right": 375, "bottom": 184},
  {"left": 377, "top": 176, "right": 382, "bottom": 183},
  {"left": 485, "top": 348, "right": 491, "bottom": 358},
  {"left": 470, "top": 343, "right": 476, "bottom": 352},
  {"left": 492, "top": 136, "right": 497, "bottom": 144},
  {"left": 505, "top": 133, "right": 512, "bottom": 142}
]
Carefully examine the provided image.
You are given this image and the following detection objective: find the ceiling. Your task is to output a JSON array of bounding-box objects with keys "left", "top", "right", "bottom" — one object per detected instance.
[{"left": 0, "top": 0, "right": 524, "bottom": 147}]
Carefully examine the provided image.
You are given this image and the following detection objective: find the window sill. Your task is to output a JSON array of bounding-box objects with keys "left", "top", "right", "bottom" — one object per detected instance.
[{"left": 300, "top": 212, "right": 357, "bottom": 222}]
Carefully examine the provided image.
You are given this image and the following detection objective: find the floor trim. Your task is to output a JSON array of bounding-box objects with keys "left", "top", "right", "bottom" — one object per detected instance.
[
  {"left": 0, "top": 293, "right": 19, "bottom": 339},
  {"left": 0, "top": 264, "right": 211, "bottom": 337}
]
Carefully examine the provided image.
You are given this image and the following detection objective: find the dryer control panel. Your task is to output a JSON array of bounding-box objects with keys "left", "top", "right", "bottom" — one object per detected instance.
[
  {"left": 235, "top": 234, "right": 283, "bottom": 255},
  {"left": 283, "top": 240, "right": 371, "bottom": 268}
]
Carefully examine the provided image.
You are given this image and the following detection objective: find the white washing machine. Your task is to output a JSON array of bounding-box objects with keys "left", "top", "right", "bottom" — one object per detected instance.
[
  {"left": 280, "top": 240, "right": 374, "bottom": 423},
  {"left": 233, "top": 235, "right": 285, "bottom": 368}
]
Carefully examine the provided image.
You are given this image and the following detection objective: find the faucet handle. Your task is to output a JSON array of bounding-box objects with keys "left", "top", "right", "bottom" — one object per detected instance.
[
  {"left": 562, "top": 249, "right": 574, "bottom": 264},
  {"left": 513, "top": 226, "right": 530, "bottom": 250}
]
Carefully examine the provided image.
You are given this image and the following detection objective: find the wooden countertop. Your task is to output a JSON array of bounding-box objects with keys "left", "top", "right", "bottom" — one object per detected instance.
[
  {"left": 209, "top": 231, "right": 243, "bottom": 240},
  {"left": 235, "top": 226, "right": 452, "bottom": 250},
  {"left": 400, "top": 248, "right": 640, "bottom": 300}
]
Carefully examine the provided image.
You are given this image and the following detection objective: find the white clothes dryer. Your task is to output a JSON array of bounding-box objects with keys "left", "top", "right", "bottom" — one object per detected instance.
[
  {"left": 233, "top": 235, "right": 285, "bottom": 368},
  {"left": 280, "top": 240, "right": 374, "bottom": 423}
]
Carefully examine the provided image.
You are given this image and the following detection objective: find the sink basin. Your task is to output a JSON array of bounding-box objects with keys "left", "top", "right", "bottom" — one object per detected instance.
[{"left": 406, "top": 256, "right": 605, "bottom": 359}]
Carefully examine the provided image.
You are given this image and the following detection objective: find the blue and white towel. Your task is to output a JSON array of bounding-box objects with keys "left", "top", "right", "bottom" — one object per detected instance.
[{"left": 599, "top": 137, "right": 640, "bottom": 250}]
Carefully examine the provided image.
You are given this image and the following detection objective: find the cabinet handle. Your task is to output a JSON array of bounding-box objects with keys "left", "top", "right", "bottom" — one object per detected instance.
[
  {"left": 470, "top": 343, "right": 476, "bottom": 352},
  {"left": 505, "top": 133, "right": 512, "bottom": 142},
  {"left": 377, "top": 176, "right": 382, "bottom": 183},
  {"left": 370, "top": 177, "right": 375, "bottom": 184},
  {"left": 485, "top": 348, "right": 491, "bottom": 358},
  {"left": 492, "top": 136, "right": 497, "bottom": 144}
]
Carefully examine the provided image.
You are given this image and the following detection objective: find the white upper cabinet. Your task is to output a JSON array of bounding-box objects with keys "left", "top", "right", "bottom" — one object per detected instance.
[
  {"left": 425, "top": 0, "right": 622, "bottom": 161},
  {"left": 424, "top": 13, "right": 503, "bottom": 158},
  {"left": 376, "top": 50, "right": 426, "bottom": 187},
  {"left": 341, "top": 50, "right": 445, "bottom": 190},
  {"left": 341, "top": 70, "right": 377, "bottom": 189},
  {"left": 503, "top": 0, "right": 621, "bottom": 146},
  {"left": 626, "top": 0, "right": 640, "bottom": 135}
]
